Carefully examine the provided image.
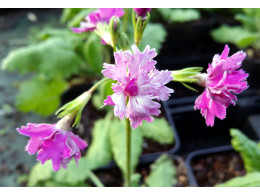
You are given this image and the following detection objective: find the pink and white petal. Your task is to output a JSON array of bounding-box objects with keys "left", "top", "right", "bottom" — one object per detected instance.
[
  {"left": 127, "top": 95, "right": 161, "bottom": 129},
  {"left": 111, "top": 93, "right": 127, "bottom": 120},
  {"left": 128, "top": 45, "right": 157, "bottom": 78}
]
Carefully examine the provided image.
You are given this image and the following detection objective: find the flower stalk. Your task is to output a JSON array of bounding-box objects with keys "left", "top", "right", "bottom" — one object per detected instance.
[
  {"left": 89, "top": 170, "right": 104, "bottom": 187},
  {"left": 125, "top": 116, "right": 131, "bottom": 187}
]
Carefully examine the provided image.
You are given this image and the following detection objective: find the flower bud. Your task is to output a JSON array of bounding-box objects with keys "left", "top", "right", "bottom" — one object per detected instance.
[
  {"left": 109, "top": 16, "right": 121, "bottom": 48},
  {"left": 118, "top": 32, "right": 130, "bottom": 51},
  {"left": 132, "top": 10, "right": 150, "bottom": 46},
  {"left": 133, "top": 8, "right": 151, "bottom": 18},
  {"left": 56, "top": 91, "right": 92, "bottom": 128}
]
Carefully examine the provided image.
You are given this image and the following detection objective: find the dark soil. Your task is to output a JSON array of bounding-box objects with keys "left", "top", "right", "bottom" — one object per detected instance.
[
  {"left": 191, "top": 151, "right": 246, "bottom": 187},
  {"left": 89, "top": 157, "right": 189, "bottom": 187}
]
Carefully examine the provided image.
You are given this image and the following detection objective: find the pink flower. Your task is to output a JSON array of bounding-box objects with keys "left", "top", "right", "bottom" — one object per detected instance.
[
  {"left": 71, "top": 8, "right": 125, "bottom": 33},
  {"left": 133, "top": 8, "right": 151, "bottom": 17},
  {"left": 194, "top": 45, "right": 249, "bottom": 126},
  {"left": 102, "top": 45, "right": 174, "bottom": 129},
  {"left": 17, "top": 123, "right": 87, "bottom": 171}
]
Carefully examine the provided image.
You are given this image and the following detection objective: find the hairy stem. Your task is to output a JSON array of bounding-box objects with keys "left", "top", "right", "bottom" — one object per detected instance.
[
  {"left": 125, "top": 117, "right": 131, "bottom": 187},
  {"left": 89, "top": 77, "right": 110, "bottom": 94}
]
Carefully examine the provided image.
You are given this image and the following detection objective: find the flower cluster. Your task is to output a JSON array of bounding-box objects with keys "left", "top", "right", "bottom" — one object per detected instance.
[
  {"left": 102, "top": 45, "right": 174, "bottom": 129},
  {"left": 17, "top": 123, "right": 87, "bottom": 171},
  {"left": 194, "top": 45, "right": 249, "bottom": 126}
]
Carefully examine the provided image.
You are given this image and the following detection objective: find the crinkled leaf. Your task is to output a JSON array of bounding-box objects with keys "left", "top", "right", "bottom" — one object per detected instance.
[
  {"left": 211, "top": 25, "right": 260, "bottom": 48},
  {"left": 54, "top": 157, "right": 95, "bottom": 185},
  {"left": 145, "top": 154, "right": 177, "bottom": 187},
  {"left": 230, "top": 129, "right": 260, "bottom": 173},
  {"left": 137, "top": 117, "right": 174, "bottom": 144},
  {"left": 109, "top": 119, "right": 143, "bottom": 176},
  {"left": 140, "top": 23, "right": 167, "bottom": 54},
  {"left": 27, "top": 161, "right": 53, "bottom": 187},
  {"left": 16, "top": 77, "right": 68, "bottom": 116},
  {"left": 216, "top": 172, "right": 260, "bottom": 187},
  {"left": 86, "top": 113, "right": 113, "bottom": 169},
  {"left": 2, "top": 38, "right": 85, "bottom": 79}
]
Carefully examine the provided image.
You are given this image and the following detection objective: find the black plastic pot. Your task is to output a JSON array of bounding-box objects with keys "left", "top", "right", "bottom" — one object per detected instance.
[
  {"left": 245, "top": 114, "right": 260, "bottom": 140},
  {"left": 186, "top": 145, "right": 245, "bottom": 187}
]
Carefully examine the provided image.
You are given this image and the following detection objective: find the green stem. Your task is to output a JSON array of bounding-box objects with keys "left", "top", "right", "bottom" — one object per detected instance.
[
  {"left": 125, "top": 117, "right": 131, "bottom": 187},
  {"left": 88, "top": 170, "right": 104, "bottom": 187},
  {"left": 89, "top": 77, "right": 110, "bottom": 94},
  {"left": 123, "top": 8, "right": 129, "bottom": 33}
]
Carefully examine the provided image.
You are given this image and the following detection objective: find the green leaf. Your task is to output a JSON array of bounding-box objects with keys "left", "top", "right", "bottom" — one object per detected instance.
[
  {"left": 2, "top": 38, "right": 85, "bottom": 79},
  {"left": 131, "top": 173, "right": 141, "bottom": 187},
  {"left": 140, "top": 23, "right": 167, "bottom": 54},
  {"left": 157, "top": 8, "right": 201, "bottom": 23},
  {"left": 230, "top": 129, "right": 260, "bottom": 173},
  {"left": 86, "top": 113, "right": 113, "bottom": 169},
  {"left": 83, "top": 34, "right": 104, "bottom": 74},
  {"left": 44, "top": 180, "right": 90, "bottom": 187},
  {"left": 210, "top": 25, "right": 260, "bottom": 48},
  {"left": 235, "top": 14, "right": 257, "bottom": 31},
  {"left": 109, "top": 119, "right": 143, "bottom": 176},
  {"left": 27, "top": 161, "right": 53, "bottom": 187},
  {"left": 145, "top": 154, "right": 177, "bottom": 187},
  {"left": 169, "top": 9, "right": 201, "bottom": 23},
  {"left": 136, "top": 117, "right": 174, "bottom": 144},
  {"left": 16, "top": 77, "right": 68, "bottom": 116},
  {"left": 216, "top": 172, "right": 260, "bottom": 187},
  {"left": 60, "top": 8, "right": 83, "bottom": 24},
  {"left": 54, "top": 157, "right": 95, "bottom": 185}
]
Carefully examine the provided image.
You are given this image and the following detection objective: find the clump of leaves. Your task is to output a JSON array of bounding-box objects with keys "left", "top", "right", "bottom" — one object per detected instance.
[
  {"left": 1, "top": 20, "right": 110, "bottom": 116},
  {"left": 211, "top": 8, "right": 260, "bottom": 50},
  {"left": 230, "top": 128, "right": 260, "bottom": 173},
  {"left": 215, "top": 129, "right": 260, "bottom": 187}
]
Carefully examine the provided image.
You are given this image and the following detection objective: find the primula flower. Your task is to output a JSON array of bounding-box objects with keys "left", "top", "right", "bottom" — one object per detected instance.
[
  {"left": 194, "top": 45, "right": 249, "bottom": 126},
  {"left": 133, "top": 8, "right": 151, "bottom": 18},
  {"left": 71, "top": 8, "right": 124, "bottom": 33},
  {"left": 102, "top": 45, "right": 174, "bottom": 129},
  {"left": 17, "top": 123, "right": 87, "bottom": 171}
]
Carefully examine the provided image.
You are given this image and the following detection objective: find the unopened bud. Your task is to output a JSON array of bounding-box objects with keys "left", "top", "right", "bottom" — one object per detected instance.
[
  {"left": 109, "top": 16, "right": 121, "bottom": 48},
  {"left": 118, "top": 32, "right": 130, "bottom": 51},
  {"left": 132, "top": 10, "right": 150, "bottom": 46}
]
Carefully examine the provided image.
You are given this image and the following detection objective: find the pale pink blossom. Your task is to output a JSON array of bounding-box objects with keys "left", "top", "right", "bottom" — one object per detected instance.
[
  {"left": 17, "top": 123, "right": 87, "bottom": 171},
  {"left": 194, "top": 45, "right": 249, "bottom": 126},
  {"left": 102, "top": 45, "right": 174, "bottom": 129},
  {"left": 71, "top": 8, "right": 124, "bottom": 33}
]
